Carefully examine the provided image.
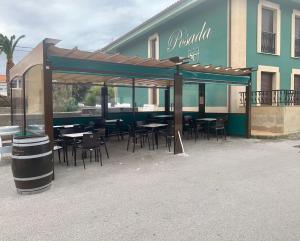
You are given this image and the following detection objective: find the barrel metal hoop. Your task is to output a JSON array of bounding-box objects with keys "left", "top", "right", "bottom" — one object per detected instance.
[
  {"left": 12, "top": 151, "right": 52, "bottom": 159},
  {"left": 17, "top": 183, "right": 52, "bottom": 194},
  {"left": 13, "top": 136, "right": 48, "bottom": 144},
  {"left": 13, "top": 140, "right": 49, "bottom": 147},
  {"left": 13, "top": 171, "right": 53, "bottom": 181}
]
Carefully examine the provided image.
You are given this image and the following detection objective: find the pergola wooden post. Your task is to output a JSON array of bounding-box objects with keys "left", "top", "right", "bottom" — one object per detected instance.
[
  {"left": 173, "top": 69, "right": 184, "bottom": 155},
  {"left": 132, "top": 78, "right": 136, "bottom": 123},
  {"left": 165, "top": 87, "right": 170, "bottom": 114},
  {"left": 101, "top": 85, "right": 108, "bottom": 120},
  {"left": 246, "top": 74, "right": 252, "bottom": 138}
]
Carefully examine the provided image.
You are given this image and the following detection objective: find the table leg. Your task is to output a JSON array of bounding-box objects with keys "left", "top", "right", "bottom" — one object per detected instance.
[
  {"left": 152, "top": 129, "right": 155, "bottom": 150},
  {"left": 73, "top": 138, "right": 77, "bottom": 166},
  {"left": 155, "top": 130, "right": 159, "bottom": 149},
  {"left": 207, "top": 122, "right": 210, "bottom": 140}
]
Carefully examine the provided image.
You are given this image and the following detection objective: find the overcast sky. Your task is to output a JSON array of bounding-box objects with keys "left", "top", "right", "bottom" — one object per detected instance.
[{"left": 0, "top": 0, "right": 178, "bottom": 75}]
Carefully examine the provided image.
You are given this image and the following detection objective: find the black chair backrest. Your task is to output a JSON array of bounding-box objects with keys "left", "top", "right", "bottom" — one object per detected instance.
[
  {"left": 82, "top": 134, "right": 99, "bottom": 149},
  {"left": 60, "top": 127, "right": 76, "bottom": 135},
  {"left": 73, "top": 124, "right": 84, "bottom": 133},
  {"left": 127, "top": 124, "right": 136, "bottom": 137},
  {"left": 136, "top": 120, "right": 145, "bottom": 127},
  {"left": 166, "top": 120, "right": 174, "bottom": 135},
  {"left": 95, "top": 128, "right": 106, "bottom": 137},
  {"left": 216, "top": 118, "right": 225, "bottom": 128},
  {"left": 183, "top": 115, "right": 192, "bottom": 122},
  {"left": 53, "top": 128, "right": 61, "bottom": 140}
]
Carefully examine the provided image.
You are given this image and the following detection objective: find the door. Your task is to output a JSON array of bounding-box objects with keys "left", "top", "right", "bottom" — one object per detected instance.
[
  {"left": 294, "top": 75, "right": 300, "bottom": 105},
  {"left": 261, "top": 72, "right": 273, "bottom": 105}
]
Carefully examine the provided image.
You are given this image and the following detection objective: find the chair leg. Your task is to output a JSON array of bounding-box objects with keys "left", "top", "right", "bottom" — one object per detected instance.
[
  {"left": 81, "top": 150, "right": 86, "bottom": 169},
  {"left": 133, "top": 137, "right": 136, "bottom": 153},
  {"left": 94, "top": 149, "right": 98, "bottom": 162},
  {"left": 103, "top": 142, "right": 109, "bottom": 158},
  {"left": 58, "top": 149, "right": 61, "bottom": 163},
  {"left": 127, "top": 136, "right": 131, "bottom": 151},
  {"left": 99, "top": 148, "right": 103, "bottom": 166}
]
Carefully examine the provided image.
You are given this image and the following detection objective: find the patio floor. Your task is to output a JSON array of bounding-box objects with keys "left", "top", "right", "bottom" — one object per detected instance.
[{"left": 1, "top": 136, "right": 300, "bottom": 241}]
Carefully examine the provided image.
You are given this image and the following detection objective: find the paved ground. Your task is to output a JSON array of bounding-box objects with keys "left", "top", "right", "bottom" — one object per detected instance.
[{"left": 1, "top": 136, "right": 300, "bottom": 241}]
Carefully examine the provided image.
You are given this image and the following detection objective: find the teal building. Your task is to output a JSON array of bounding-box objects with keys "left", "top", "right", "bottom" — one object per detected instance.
[{"left": 102, "top": 0, "right": 300, "bottom": 129}]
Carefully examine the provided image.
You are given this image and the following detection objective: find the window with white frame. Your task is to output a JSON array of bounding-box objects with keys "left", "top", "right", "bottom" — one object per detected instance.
[
  {"left": 148, "top": 33, "right": 159, "bottom": 60},
  {"left": 291, "top": 10, "right": 300, "bottom": 58},
  {"left": 257, "top": 0, "right": 281, "bottom": 55},
  {"left": 147, "top": 34, "right": 160, "bottom": 108}
]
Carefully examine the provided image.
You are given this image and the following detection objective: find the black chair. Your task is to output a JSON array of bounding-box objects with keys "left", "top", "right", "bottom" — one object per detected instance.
[
  {"left": 145, "top": 113, "right": 157, "bottom": 124},
  {"left": 95, "top": 128, "right": 109, "bottom": 159},
  {"left": 210, "top": 118, "right": 227, "bottom": 141},
  {"left": 73, "top": 124, "right": 84, "bottom": 133},
  {"left": 127, "top": 124, "right": 149, "bottom": 152},
  {"left": 84, "top": 121, "right": 95, "bottom": 132},
  {"left": 135, "top": 121, "right": 153, "bottom": 148},
  {"left": 81, "top": 133, "right": 102, "bottom": 169},
  {"left": 53, "top": 128, "right": 65, "bottom": 162},
  {"left": 59, "top": 127, "right": 82, "bottom": 166},
  {"left": 183, "top": 115, "right": 194, "bottom": 139},
  {"left": 159, "top": 120, "right": 174, "bottom": 152},
  {"left": 194, "top": 120, "right": 205, "bottom": 142},
  {"left": 108, "top": 119, "right": 124, "bottom": 141},
  {"left": 53, "top": 145, "right": 64, "bottom": 163}
]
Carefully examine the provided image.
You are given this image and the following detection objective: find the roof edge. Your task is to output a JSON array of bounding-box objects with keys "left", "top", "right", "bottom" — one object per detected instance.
[{"left": 101, "top": 0, "right": 207, "bottom": 52}]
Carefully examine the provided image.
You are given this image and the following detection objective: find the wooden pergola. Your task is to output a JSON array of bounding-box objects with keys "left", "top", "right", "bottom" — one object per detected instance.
[{"left": 10, "top": 38, "right": 253, "bottom": 154}]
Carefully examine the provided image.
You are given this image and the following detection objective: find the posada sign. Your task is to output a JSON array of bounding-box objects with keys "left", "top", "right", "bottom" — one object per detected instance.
[{"left": 167, "top": 21, "right": 211, "bottom": 52}]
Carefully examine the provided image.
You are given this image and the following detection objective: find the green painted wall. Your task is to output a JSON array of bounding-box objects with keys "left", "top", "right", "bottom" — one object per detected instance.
[
  {"left": 247, "top": 0, "right": 300, "bottom": 90},
  {"left": 115, "top": 0, "right": 229, "bottom": 108}
]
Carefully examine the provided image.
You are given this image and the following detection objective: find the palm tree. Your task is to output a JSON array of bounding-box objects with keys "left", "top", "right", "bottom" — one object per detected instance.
[{"left": 0, "top": 34, "right": 25, "bottom": 82}]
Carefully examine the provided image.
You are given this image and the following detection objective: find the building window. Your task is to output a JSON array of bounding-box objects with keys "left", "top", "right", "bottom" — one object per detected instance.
[
  {"left": 291, "top": 10, "right": 300, "bottom": 58},
  {"left": 295, "top": 18, "right": 300, "bottom": 57},
  {"left": 295, "top": 75, "right": 300, "bottom": 91},
  {"left": 148, "top": 33, "right": 159, "bottom": 60},
  {"left": 150, "top": 38, "right": 157, "bottom": 59},
  {"left": 257, "top": 1, "right": 281, "bottom": 55},
  {"left": 148, "top": 33, "right": 160, "bottom": 107},
  {"left": 291, "top": 70, "right": 300, "bottom": 105},
  {"left": 262, "top": 8, "right": 275, "bottom": 54}
]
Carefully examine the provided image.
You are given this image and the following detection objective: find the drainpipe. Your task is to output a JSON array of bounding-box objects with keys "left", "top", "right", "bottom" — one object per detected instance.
[{"left": 228, "top": 0, "right": 232, "bottom": 113}]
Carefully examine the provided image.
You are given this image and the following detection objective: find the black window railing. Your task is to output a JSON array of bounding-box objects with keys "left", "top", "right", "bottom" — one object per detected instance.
[
  {"left": 262, "top": 31, "right": 276, "bottom": 54},
  {"left": 240, "top": 90, "right": 300, "bottom": 106},
  {"left": 295, "top": 39, "right": 300, "bottom": 57}
]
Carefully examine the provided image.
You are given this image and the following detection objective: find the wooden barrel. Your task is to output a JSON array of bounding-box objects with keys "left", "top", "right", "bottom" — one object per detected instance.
[{"left": 11, "top": 135, "right": 53, "bottom": 194}]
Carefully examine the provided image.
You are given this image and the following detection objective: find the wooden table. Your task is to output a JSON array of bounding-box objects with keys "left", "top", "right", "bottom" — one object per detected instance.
[
  {"left": 140, "top": 123, "right": 168, "bottom": 150},
  {"left": 196, "top": 118, "right": 217, "bottom": 140},
  {"left": 62, "top": 132, "right": 92, "bottom": 166}
]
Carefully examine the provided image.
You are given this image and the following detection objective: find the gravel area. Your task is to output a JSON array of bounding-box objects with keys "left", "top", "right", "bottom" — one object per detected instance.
[{"left": 1, "top": 136, "right": 300, "bottom": 241}]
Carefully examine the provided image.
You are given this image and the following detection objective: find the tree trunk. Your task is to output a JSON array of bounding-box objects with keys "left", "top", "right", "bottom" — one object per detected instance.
[{"left": 6, "top": 59, "right": 14, "bottom": 103}]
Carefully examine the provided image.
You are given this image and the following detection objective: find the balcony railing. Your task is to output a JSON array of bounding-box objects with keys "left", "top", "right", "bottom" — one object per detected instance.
[
  {"left": 240, "top": 90, "right": 300, "bottom": 106},
  {"left": 262, "top": 32, "right": 276, "bottom": 54}
]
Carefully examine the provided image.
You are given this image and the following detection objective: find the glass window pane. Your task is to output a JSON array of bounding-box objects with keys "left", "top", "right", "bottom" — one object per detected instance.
[
  {"left": 24, "top": 65, "right": 44, "bottom": 135},
  {"left": 11, "top": 76, "right": 24, "bottom": 132},
  {"left": 262, "top": 8, "right": 274, "bottom": 33},
  {"left": 111, "top": 87, "right": 132, "bottom": 112},
  {"left": 53, "top": 84, "right": 102, "bottom": 117},
  {"left": 183, "top": 84, "right": 199, "bottom": 112}
]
